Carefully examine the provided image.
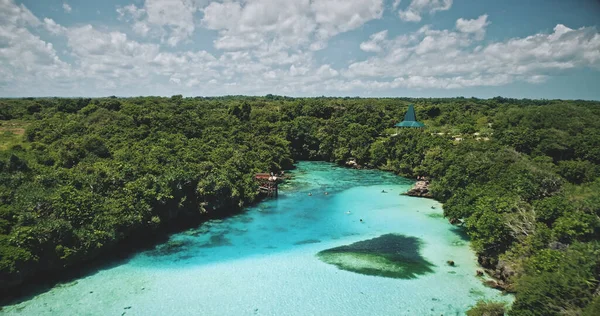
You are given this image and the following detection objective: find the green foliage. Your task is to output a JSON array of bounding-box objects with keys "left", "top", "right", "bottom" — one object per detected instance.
[
  {"left": 511, "top": 243, "right": 600, "bottom": 316},
  {"left": 466, "top": 300, "right": 506, "bottom": 316},
  {"left": 533, "top": 195, "right": 574, "bottom": 226},
  {"left": 1, "top": 95, "right": 600, "bottom": 314},
  {"left": 582, "top": 296, "right": 600, "bottom": 316},
  {"left": 557, "top": 159, "right": 598, "bottom": 184},
  {"left": 552, "top": 211, "right": 600, "bottom": 243}
]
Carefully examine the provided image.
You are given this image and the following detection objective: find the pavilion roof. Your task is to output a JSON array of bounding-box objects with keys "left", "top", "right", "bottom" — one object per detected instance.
[{"left": 395, "top": 104, "right": 424, "bottom": 128}]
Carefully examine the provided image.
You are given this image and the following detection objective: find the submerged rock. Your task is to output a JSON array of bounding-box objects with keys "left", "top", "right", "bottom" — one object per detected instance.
[
  {"left": 293, "top": 239, "right": 321, "bottom": 245},
  {"left": 149, "top": 240, "right": 192, "bottom": 256},
  {"left": 198, "top": 233, "right": 232, "bottom": 248},
  {"left": 449, "top": 218, "right": 463, "bottom": 225},
  {"left": 316, "top": 234, "right": 435, "bottom": 279}
]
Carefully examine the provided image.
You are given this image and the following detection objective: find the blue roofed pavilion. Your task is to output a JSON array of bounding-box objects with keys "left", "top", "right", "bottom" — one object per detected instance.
[{"left": 395, "top": 104, "right": 424, "bottom": 128}]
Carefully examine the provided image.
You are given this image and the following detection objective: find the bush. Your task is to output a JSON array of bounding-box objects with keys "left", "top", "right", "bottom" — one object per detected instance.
[{"left": 466, "top": 300, "right": 506, "bottom": 316}]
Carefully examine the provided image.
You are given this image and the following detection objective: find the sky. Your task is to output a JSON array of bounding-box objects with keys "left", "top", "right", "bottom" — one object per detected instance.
[{"left": 0, "top": 0, "right": 599, "bottom": 99}]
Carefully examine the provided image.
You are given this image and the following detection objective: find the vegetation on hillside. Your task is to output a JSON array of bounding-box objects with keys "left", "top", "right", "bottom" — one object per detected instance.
[{"left": 1, "top": 96, "right": 599, "bottom": 314}]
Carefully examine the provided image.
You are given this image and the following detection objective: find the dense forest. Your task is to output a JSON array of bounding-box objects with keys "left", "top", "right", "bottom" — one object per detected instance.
[{"left": 1, "top": 96, "right": 600, "bottom": 315}]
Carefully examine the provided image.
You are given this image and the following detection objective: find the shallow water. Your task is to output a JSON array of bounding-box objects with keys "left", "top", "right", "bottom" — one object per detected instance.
[{"left": 2, "top": 162, "right": 510, "bottom": 315}]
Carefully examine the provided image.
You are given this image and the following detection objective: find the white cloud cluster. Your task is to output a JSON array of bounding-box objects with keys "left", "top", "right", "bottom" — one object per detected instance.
[
  {"left": 63, "top": 2, "right": 72, "bottom": 13},
  {"left": 201, "top": 0, "right": 384, "bottom": 51},
  {"left": 44, "top": 18, "right": 66, "bottom": 35},
  {"left": 360, "top": 30, "right": 388, "bottom": 52},
  {"left": 345, "top": 21, "right": 600, "bottom": 90},
  {"left": 398, "top": 0, "right": 453, "bottom": 22},
  {"left": 0, "top": 0, "right": 599, "bottom": 97},
  {"left": 117, "top": 0, "right": 206, "bottom": 46},
  {"left": 0, "top": 0, "right": 72, "bottom": 94},
  {"left": 456, "top": 14, "right": 489, "bottom": 40}
]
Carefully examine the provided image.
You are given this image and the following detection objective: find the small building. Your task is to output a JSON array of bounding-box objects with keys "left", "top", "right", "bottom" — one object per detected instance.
[
  {"left": 255, "top": 173, "right": 280, "bottom": 197},
  {"left": 395, "top": 104, "right": 425, "bottom": 129}
]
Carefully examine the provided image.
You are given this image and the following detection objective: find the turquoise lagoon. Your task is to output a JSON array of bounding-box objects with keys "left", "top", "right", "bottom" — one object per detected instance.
[{"left": 3, "top": 162, "right": 510, "bottom": 315}]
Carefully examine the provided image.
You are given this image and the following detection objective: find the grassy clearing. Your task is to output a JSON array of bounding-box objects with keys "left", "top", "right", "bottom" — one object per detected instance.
[{"left": 0, "top": 121, "right": 28, "bottom": 151}]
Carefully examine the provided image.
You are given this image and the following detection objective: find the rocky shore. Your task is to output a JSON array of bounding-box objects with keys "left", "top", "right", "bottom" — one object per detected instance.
[{"left": 403, "top": 180, "right": 432, "bottom": 198}]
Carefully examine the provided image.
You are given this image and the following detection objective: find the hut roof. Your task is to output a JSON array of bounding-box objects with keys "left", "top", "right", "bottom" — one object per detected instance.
[
  {"left": 394, "top": 121, "right": 425, "bottom": 128},
  {"left": 395, "top": 104, "right": 424, "bottom": 128}
]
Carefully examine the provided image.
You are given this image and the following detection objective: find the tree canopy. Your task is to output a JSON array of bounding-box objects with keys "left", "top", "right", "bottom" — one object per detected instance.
[{"left": 1, "top": 96, "right": 600, "bottom": 314}]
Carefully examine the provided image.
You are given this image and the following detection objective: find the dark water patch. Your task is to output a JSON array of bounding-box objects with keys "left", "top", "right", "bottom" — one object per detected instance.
[
  {"left": 469, "top": 288, "right": 485, "bottom": 297},
  {"left": 183, "top": 225, "right": 211, "bottom": 237},
  {"left": 449, "top": 226, "right": 470, "bottom": 242},
  {"left": 257, "top": 207, "right": 276, "bottom": 215},
  {"left": 294, "top": 212, "right": 318, "bottom": 221},
  {"left": 316, "top": 234, "right": 435, "bottom": 279},
  {"left": 207, "top": 228, "right": 230, "bottom": 236},
  {"left": 273, "top": 226, "right": 289, "bottom": 233},
  {"left": 230, "top": 228, "right": 248, "bottom": 236},
  {"left": 178, "top": 254, "right": 194, "bottom": 261},
  {"left": 257, "top": 225, "right": 269, "bottom": 231},
  {"left": 293, "top": 239, "right": 321, "bottom": 245},
  {"left": 56, "top": 281, "right": 78, "bottom": 288},
  {"left": 148, "top": 239, "right": 194, "bottom": 257},
  {"left": 198, "top": 233, "right": 232, "bottom": 248},
  {"left": 238, "top": 216, "right": 254, "bottom": 223},
  {"left": 426, "top": 212, "right": 444, "bottom": 219}
]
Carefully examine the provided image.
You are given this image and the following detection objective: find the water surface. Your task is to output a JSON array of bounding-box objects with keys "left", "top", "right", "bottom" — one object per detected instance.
[{"left": 2, "top": 162, "right": 510, "bottom": 315}]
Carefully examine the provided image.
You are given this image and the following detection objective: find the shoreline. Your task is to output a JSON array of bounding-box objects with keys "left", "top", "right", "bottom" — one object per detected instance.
[
  {"left": 0, "top": 176, "right": 284, "bottom": 305},
  {"left": 1, "top": 161, "right": 512, "bottom": 306}
]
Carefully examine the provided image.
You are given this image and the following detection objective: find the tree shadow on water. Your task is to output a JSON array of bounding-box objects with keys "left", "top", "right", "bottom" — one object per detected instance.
[{"left": 317, "top": 234, "right": 435, "bottom": 279}]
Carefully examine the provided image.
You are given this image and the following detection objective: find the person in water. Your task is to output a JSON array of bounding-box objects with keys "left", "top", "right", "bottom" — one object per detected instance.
[
  {"left": 324, "top": 192, "right": 328, "bottom": 195},
  {"left": 360, "top": 218, "right": 363, "bottom": 222},
  {"left": 308, "top": 192, "right": 312, "bottom": 196},
  {"left": 346, "top": 210, "right": 351, "bottom": 214},
  {"left": 381, "top": 190, "right": 387, "bottom": 193}
]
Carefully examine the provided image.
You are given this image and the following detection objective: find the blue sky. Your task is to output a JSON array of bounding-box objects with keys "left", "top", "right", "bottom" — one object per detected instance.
[{"left": 1, "top": 0, "right": 599, "bottom": 99}]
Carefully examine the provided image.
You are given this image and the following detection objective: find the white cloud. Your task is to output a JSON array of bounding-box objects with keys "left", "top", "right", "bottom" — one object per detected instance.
[
  {"left": 456, "top": 14, "right": 490, "bottom": 40},
  {"left": 316, "top": 64, "right": 339, "bottom": 78},
  {"left": 289, "top": 64, "right": 309, "bottom": 76},
  {"left": 343, "top": 21, "right": 600, "bottom": 90},
  {"left": 44, "top": 18, "right": 66, "bottom": 35},
  {"left": 201, "top": 0, "right": 383, "bottom": 52},
  {"left": 1, "top": 0, "right": 599, "bottom": 97},
  {"left": 63, "top": 2, "right": 72, "bottom": 13},
  {"left": 0, "top": 0, "right": 72, "bottom": 95},
  {"left": 360, "top": 30, "right": 388, "bottom": 52},
  {"left": 399, "top": 10, "right": 422, "bottom": 22},
  {"left": 393, "top": 0, "right": 402, "bottom": 10},
  {"left": 0, "top": 0, "right": 40, "bottom": 27},
  {"left": 398, "top": 0, "right": 453, "bottom": 22},
  {"left": 312, "top": 0, "right": 384, "bottom": 41},
  {"left": 117, "top": 0, "right": 206, "bottom": 46}
]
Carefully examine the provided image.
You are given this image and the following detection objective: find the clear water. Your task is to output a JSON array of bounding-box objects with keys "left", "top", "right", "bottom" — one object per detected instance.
[{"left": 2, "top": 162, "right": 511, "bottom": 315}]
